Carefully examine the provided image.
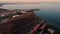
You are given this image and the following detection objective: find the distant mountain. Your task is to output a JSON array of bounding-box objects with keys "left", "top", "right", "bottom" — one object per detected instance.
[
  {"left": 0, "top": 8, "right": 8, "bottom": 13},
  {"left": 0, "top": 8, "right": 8, "bottom": 11}
]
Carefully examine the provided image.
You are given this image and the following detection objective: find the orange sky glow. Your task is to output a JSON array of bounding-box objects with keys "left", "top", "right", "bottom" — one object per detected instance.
[{"left": 0, "top": 0, "right": 60, "bottom": 2}]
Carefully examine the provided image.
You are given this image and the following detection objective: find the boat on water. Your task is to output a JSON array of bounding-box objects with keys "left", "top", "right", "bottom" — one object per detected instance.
[{"left": 0, "top": 8, "right": 60, "bottom": 34}]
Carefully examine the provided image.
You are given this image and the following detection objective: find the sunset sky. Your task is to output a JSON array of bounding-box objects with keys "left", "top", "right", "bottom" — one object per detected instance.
[{"left": 0, "top": 0, "right": 60, "bottom": 3}]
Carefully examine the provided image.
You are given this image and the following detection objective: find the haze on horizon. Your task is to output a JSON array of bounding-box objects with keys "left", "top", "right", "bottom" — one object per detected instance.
[{"left": 0, "top": 0, "right": 60, "bottom": 3}]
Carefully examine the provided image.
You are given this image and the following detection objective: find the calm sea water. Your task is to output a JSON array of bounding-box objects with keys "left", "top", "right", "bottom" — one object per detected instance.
[{"left": 1, "top": 2, "right": 60, "bottom": 26}]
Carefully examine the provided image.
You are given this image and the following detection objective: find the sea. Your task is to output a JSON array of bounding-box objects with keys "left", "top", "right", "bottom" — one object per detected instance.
[{"left": 0, "top": 2, "right": 60, "bottom": 27}]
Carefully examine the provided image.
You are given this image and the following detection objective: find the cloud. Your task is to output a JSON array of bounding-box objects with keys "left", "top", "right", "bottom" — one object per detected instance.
[{"left": 0, "top": 0, "right": 60, "bottom": 2}]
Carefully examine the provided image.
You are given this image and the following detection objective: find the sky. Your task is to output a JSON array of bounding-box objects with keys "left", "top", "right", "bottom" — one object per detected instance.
[{"left": 0, "top": 0, "right": 60, "bottom": 3}]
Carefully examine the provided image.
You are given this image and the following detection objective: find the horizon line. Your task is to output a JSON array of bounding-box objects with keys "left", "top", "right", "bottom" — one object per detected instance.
[{"left": 0, "top": 2, "right": 60, "bottom": 3}]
